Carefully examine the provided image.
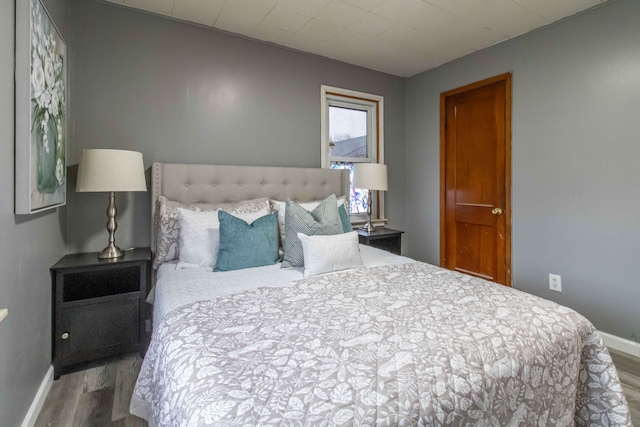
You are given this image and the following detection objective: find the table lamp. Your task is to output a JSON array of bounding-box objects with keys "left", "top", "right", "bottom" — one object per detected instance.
[
  {"left": 76, "top": 149, "right": 147, "bottom": 259},
  {"left": 353, "top": 163, "right": 388, "bottom": 233}
]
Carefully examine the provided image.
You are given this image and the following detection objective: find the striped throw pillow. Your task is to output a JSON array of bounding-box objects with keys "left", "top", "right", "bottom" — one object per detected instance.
[{"left": 281, "top": 194, "right": 344, "bottom": 268}]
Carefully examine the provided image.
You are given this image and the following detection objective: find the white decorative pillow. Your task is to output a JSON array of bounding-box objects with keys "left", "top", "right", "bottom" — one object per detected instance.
[
  {"left": 153, "top": 197, "right": 208, "bottom": 269},
  {"left": 297, "top": 231, "right": 363, "bottom": 278},
  {"left": 177, "top": 206, "right": 271, "bottom": 270},
  {"left": 271, "top": 196, "right": 346, "bottom": 248},
  {"left": 177, "top": 209, "right": 220, "bottom": 269}
]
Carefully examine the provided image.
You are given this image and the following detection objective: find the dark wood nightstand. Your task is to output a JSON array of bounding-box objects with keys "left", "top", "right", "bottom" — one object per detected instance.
[
  {"left": 50, "top": 248, "right": 151, "bottom": 379},
  {"left": 356, "top": 227, "right": 404, "bottom": 255}
]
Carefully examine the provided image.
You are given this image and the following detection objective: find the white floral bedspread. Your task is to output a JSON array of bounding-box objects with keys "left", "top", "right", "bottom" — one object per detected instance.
[{"left": 132, "top": 262, "right": 631, "bottom": 426}]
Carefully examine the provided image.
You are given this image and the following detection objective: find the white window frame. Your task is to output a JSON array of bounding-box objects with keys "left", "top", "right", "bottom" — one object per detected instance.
[{"left": 320, "top": 85, "right": 385, "bottom": 224}]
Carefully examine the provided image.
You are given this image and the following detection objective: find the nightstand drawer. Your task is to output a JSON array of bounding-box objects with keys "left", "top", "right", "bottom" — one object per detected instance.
[
  {"left": 63, "top": 266, "right": 141, "bottom": 302},
  {"left": 360, "top": 234, "right": 401, "bottom": 254},
  {"left": 61, "top": 295, "right": 139, "bottom": 365},
  {"left": 357, "top": 228, "right": 404, "bottom": 255}
]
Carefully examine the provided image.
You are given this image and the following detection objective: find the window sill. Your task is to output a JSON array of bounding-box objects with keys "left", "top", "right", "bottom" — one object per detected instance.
[{"left": 350, "top": 218, "right": 388, "bottom": 227}]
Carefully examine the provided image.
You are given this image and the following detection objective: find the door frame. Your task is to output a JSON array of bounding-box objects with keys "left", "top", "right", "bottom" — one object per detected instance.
[{"left": 439, "top": 72, "right": 513, "bottom": 286}]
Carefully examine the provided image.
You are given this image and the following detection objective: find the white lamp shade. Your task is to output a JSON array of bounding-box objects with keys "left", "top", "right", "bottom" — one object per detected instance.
[
  {"left": 76, "top": 149, "right": 147, "bottom": 192},
  {"left": 353, "top": 163, "right": 388, "bottom": 191}
]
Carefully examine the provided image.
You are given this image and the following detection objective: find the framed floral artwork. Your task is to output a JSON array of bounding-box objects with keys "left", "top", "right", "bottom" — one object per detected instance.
[{"left": 15, "top": 0, "right": 67, "bottom": 214}]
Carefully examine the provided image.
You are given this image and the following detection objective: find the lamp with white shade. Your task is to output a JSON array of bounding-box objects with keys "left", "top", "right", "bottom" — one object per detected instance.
[
  {"left": 76, "top": 149, "right": 147, "bottom": 259},
  {"left": 353, "top": 163, "right": 388, "bottom": 233}
]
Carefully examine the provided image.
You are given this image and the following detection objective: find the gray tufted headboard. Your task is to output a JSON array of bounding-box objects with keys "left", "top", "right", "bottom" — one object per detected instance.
[{"left": 151, "top": 162, "right": 350, "bottom": 256}]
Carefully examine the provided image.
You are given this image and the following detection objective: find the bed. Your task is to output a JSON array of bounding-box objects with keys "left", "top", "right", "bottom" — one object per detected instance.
[{"left": 131, "top": 163, "right": 631, "bottom": 426}]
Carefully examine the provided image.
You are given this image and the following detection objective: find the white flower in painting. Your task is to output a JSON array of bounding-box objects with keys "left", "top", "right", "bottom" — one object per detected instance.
[
  {"left": 39, "top": 90, "right": 51, "bottom": 109},
  {"left": 49, "top": 91, "right": 59, "bottom": 116},
  {"left": 56, "top": 82, "right": 64, "bottom": 101},
  {"left": 55, "top": 158, "right": 64, "bottom": 185},
  {"left": 31, "top": 56, "right": 45, "bottom": 99},
  {"left": 44, "top": 57, "right": 55, "bottom": 88}
]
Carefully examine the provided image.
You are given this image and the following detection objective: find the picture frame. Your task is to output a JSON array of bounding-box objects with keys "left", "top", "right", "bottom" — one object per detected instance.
[{"left": 15, "top": 0, "right": 67, "bottom": 214}]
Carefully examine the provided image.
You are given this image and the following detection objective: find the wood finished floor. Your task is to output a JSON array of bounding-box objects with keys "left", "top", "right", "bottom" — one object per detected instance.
[
  {"left": 611, "top": 349, "right": 640, "bottom": 425},
  {"left": 35, "top": 349, "right": 639, "bottom": 426},
  {"left": 34, "top": 353, "right": 147, "bottom": 427}
]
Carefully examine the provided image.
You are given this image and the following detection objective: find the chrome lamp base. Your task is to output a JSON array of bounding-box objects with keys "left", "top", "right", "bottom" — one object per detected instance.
[
  {"left": 361, "top": 220, "right": 375, "bottom": 233},
  {"left": 98, "top": 244, "right": 124, "bottom": 259},
  {"left": 98, "top": 191, "right": 125, "bottom": 259},
  {"left": 360, "top": 190, "right": 376, "bottom": 233}
]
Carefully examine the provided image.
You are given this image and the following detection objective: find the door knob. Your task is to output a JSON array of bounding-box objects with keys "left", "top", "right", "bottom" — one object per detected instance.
[
  {"left": 61, "top": 332, "right": 69, "bottom": 340},
  {"left": 491, "top": 208, "right": 503, "bottom": 215}
]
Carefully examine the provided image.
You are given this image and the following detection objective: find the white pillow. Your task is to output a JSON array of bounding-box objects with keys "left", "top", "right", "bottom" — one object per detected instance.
[
  {"left": 177, "top": 207, "right": 270, "bottom": 270},
  {"left": 297, "top": 231, "right": 363, "bottom": 278},
  {"left": 177, "top": 208, "right": 220, "bottom": 269},
  {"left": 272, "top": 196, "right": 346, "bottom": 247}
]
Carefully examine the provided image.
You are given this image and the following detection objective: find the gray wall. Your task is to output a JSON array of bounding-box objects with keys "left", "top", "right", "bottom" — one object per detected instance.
[
  {"left": 406, "top": 0, "right": 640, "bottom": 341},
  {"left": 2, "top": 0, "right": 638, "bottom": 422},
  {"left": 67, "top": 0, "right": 407, "bottom": 253},
  {"left": 0, "top": 0, "right": 69, "bottom": 425}
]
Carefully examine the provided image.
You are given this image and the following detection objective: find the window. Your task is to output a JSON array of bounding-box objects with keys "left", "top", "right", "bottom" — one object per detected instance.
[{"left": 321, "top": 86, "right": 384, "bottom": 221}]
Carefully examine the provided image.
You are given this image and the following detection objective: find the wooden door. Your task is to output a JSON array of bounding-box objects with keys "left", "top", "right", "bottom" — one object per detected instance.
[{"left": 440, "top": 73, "right": 511, "bottom": 286}]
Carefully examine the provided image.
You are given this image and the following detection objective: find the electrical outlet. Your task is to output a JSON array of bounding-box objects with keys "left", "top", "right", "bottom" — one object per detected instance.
[{"left": 549, "top": 274, "right": 562, "bottom": 292}]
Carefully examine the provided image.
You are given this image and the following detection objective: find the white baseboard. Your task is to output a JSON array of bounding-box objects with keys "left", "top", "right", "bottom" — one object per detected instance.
[
  {"left": 599, "top": 330, "right": 640, "bottom": 358},
  {"left": 20, "top": 365, "right": 53, "bottom": 427}
]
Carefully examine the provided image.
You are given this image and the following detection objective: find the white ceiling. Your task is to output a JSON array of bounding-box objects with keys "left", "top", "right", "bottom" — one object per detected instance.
[{"left": 104, "top": 0, "right": 607, "bottom": 77}]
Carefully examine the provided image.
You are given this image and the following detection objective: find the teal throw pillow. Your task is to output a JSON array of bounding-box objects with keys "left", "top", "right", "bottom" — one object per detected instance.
[
  {"left": 338, "top": 204, "right": 353, "bottom": 232},
  {"left": 282, "top": 194, "right": 344, "bottom": 268},
  {"left": 214, "top": 210, "right": 279, "bottom": 272}
]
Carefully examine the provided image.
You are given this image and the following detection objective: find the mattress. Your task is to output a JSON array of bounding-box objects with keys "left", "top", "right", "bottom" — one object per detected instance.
[{"left": 132, "top": 250, "right": 631, "bottom": 426}]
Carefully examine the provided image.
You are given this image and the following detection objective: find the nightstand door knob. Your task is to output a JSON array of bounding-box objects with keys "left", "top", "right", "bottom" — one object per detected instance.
[{"left": 61, "top": 332, "right": 69, "bottom": 340}]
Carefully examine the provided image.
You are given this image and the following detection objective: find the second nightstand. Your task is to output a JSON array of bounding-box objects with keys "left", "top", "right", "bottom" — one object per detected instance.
[
  {"left": 50, "top": 248, "right": 151, "bottom": 379},
  {"left": 356, "top": 227, "right": 404, "bottom": 255}
]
